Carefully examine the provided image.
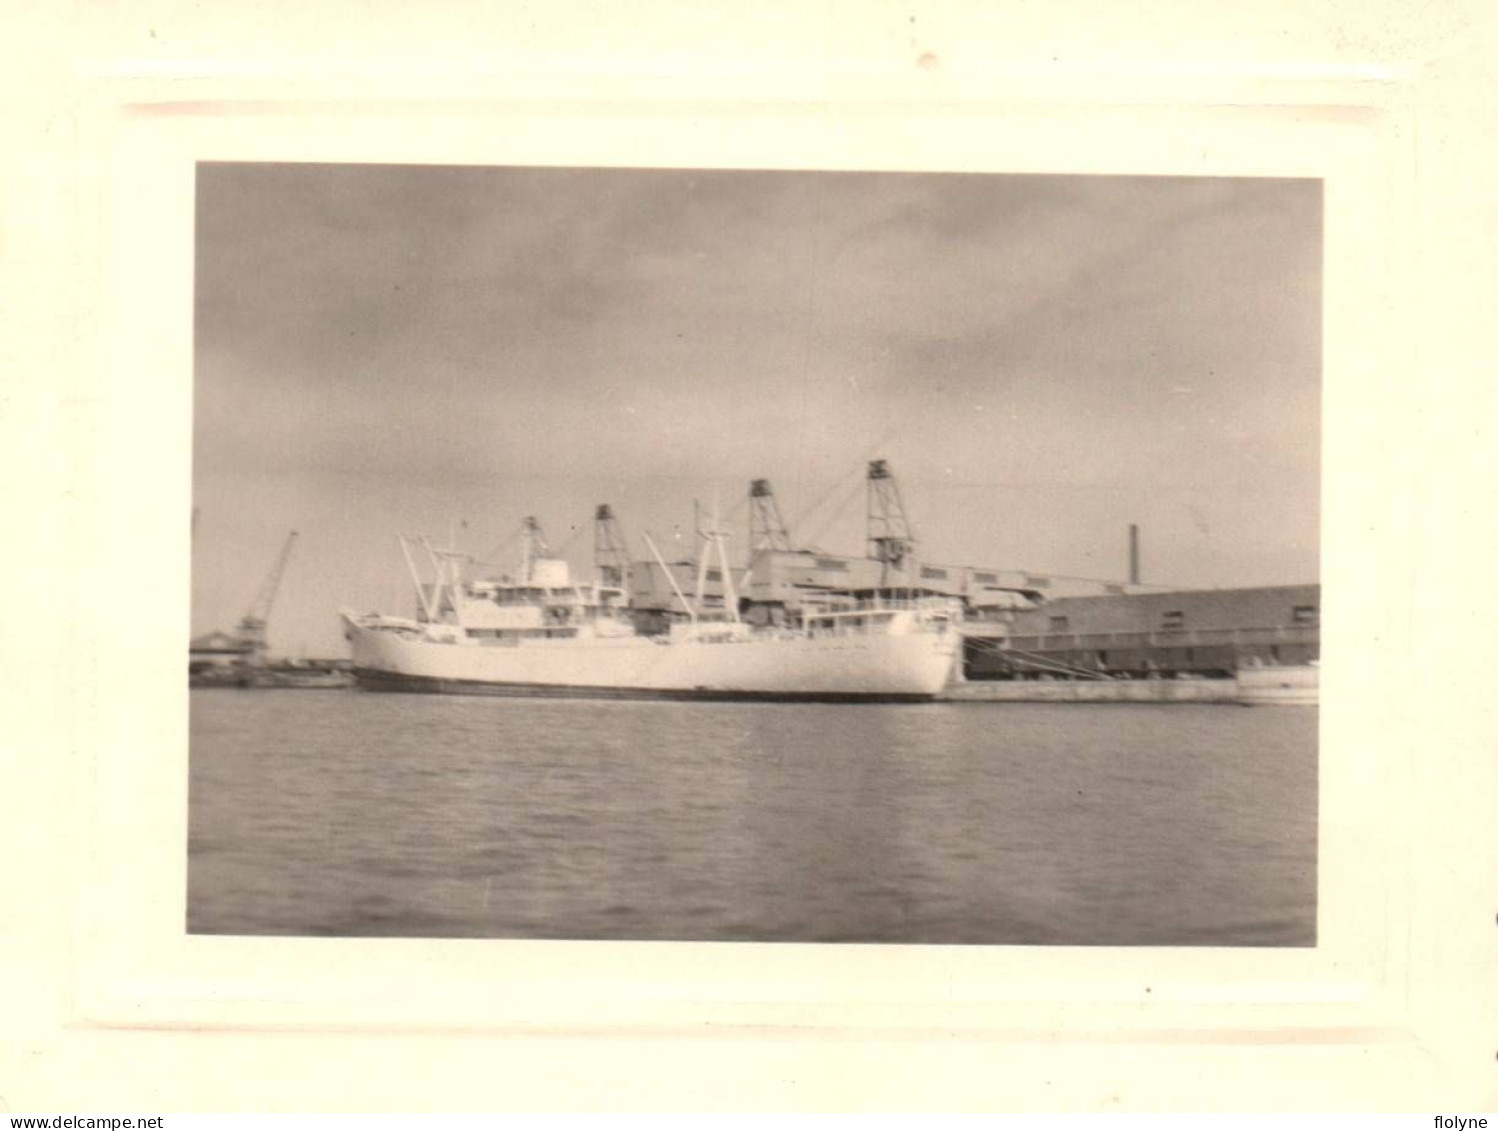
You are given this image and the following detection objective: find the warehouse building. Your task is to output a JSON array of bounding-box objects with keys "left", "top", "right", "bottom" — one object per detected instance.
[{"left": 963, "top": 583, "right": 1320, "bottom": 680}]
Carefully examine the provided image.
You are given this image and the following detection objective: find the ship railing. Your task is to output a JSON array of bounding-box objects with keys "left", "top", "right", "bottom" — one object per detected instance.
[{"left": 804, "top": 595, "right": 957, "bottom": 615}]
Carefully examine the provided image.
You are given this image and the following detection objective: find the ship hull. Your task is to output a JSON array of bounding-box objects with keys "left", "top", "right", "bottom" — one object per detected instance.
[
  {"left": 351, "top": 668, "right": 935, "bottom": 702},
  {"left": 344, "top": 620, "right": 958, "bottom": 702}
]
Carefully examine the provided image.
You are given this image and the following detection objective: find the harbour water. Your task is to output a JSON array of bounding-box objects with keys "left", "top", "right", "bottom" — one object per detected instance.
[{"left": 187, "top": 690, "right": 1317, "bottom": 946}]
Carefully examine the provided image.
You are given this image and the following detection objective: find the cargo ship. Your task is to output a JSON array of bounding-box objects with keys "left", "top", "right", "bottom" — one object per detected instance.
[{"left": 341, "top": 511, "right": 961, "bottom": 702}]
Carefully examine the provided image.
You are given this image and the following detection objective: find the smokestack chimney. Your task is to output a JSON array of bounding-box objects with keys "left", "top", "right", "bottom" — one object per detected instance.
[{"left": 1128, "top": 524, "right": 1140, "bottom": 586}]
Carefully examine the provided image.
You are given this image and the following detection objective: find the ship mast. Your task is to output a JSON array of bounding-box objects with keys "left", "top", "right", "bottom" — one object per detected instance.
[
  {"left": 695, "top": 495, "right": 741, "bottom": 623},
  {"left": 519, "top": 516, "right": 547, "bottom": 585},
  {"left": 715, "top": 520, "right": 741, "bottom": 622},
  {"left": 418, "top": 535, "right": 469, "bottom": 628},
  {"left": 642, "top": 532, "right": 697, "bottom": 624},
  {"left": 398, "top": 534, "right": 438, "bottom": 622}
]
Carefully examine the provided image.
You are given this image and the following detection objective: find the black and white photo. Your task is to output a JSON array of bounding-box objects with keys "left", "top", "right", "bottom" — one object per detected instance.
[{"left": 189, "top": 163, "right": 1321, "bottom": 946}]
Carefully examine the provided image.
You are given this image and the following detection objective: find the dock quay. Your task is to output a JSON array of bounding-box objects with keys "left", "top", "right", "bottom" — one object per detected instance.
[
  {"left": 941, "top": 678, "right": 1241, "bottom": 704},
  {"left": 943, "top": 662, "right": 1318, "bottom": 705}
]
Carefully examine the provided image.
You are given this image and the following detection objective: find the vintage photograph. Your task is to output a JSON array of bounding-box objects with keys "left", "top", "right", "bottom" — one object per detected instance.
[{"left": 188, "top": 163, "right": 1320, "bottom": 946}]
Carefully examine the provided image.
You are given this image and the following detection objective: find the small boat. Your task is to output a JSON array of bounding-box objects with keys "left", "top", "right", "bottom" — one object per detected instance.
[{"left": 1236, "top": 661, "right": 1319, "bottom": 706}]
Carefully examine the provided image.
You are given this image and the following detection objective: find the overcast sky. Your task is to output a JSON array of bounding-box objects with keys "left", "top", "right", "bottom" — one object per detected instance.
[{"left": 193, "top": 163, "right": 1320, "bottom": 657}]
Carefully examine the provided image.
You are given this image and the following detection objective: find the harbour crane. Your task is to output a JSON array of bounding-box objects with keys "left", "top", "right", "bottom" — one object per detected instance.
[
  {"left": 866, "top": 459, "right": 917, "bottom": 585},
  {"left": 235, "top": 530, "right": 298, "bottom": 666},
  {"left": 593, "top": 504, "right": 630, "bottom": 594},
  {"left": 747, "top": 479, "right": 793, "bottom": 553}
]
